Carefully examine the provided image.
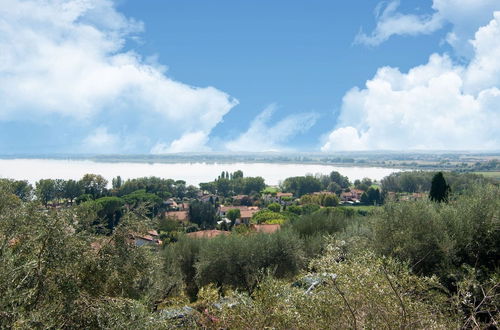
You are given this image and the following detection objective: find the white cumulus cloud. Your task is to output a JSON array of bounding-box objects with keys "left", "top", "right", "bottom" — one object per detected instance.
[
  {"left": 151, "top": 131, "right": 211, "bottom": 154},
  {"left": 323, "top": 12, "right": 500, "bottom": 151},
  {"left": 356, "top": 0, "right": 500, "bottom": 56},
  {"left": 355, "top": 0, "right": 443, "bottom": 46},
  {"left": 225, "top": 104, "right": 318, "bottom": 152},
  {"left": 0, "top": 0, "right": 238, "bottom": 152}
]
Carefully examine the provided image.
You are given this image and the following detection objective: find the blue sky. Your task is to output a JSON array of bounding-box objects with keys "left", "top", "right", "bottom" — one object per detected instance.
[{"left": 0, "top": 0, "right": 499, "bottom": 154}]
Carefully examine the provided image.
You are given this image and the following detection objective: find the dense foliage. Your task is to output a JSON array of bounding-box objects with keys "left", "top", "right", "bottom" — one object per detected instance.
[
  {"left": 381, "top": 171, "right": 490, "bottom": 193},
  {"left": 0, "top": 171, "right": 498, "bottom": 328},
  {"left": 199, "top": 171, "right": 266, "bottom": 197}
]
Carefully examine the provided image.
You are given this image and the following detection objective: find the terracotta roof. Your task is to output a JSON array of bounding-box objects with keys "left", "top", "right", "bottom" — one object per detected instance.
[
  {"left": 219, "top": 205, "right": 260, "bottom": 213},
  {"left": 166, "top": 211, "right": 189, "bottom": 221},
  {"left": 251, "top": 224, "right": 281, "bottom": 234},
  {"left": 240, "top": 209, "right": 259, "bottom": 219},
  {"left": 186, "top": 230, "right": 230, "bottom": 239},
  {"left": 350, "top": 189, "right": 364, "bottom": 194},
  {"left": 276, "top": 192, "right": 293, "bottom": 198},
  {"left": 313, "top": 191, "right": 335, "bottom": 195}
]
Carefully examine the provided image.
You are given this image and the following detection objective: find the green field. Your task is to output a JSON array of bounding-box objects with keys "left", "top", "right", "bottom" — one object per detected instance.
[{"left": 474, "top": 171, "right": 500, "bottom": 181}]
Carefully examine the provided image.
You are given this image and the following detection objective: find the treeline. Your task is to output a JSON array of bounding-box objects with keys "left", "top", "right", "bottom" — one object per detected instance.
[
  {"left": 0, "top": 175, "right": 197, "bottom": 206},
  {"left": 199, "top": 170, "right": 266, "bottom": 197},
  {"left": 281, "top": 171, "right": 350, "bottom": 196},
  {"left": 380, "top": 171, "right": 489, "bottom": 193}
]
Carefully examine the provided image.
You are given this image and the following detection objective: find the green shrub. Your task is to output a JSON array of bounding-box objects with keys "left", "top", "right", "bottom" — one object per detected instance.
[
  {"left": 252, "top": 209, "right": 287, "bottom": 224},
  {"left": 370, "top": 183, "right": 499, "bottom": 278},
  {"left": 195, "top": 230, "right": 304, "bottom": 294},
  {"left": 290, "top": 207, "right": 353, "bottom": 238}
]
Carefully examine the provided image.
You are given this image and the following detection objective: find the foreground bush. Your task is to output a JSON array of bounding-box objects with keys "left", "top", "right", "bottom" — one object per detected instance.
[
  {"left": 201, "top": 239, "right": 458, "bottom": 329},
  {"left": 164, "top": 230, "right": 305, "bottom": 301},
  {"left": 370, "top": 184, "right": 500, "bottom": 278},
  {"left": 0, "top": 192, "right": 168, "bottom": 328}
]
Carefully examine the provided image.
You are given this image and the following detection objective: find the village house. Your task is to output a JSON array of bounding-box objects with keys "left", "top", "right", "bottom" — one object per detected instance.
[
  {"left": 263, "top": 192, "right": 294, "bottom": 204},
  {"left": 218, "top": 205, "right": 260, "bottom": 225},
  {"left": 165, "top": 210, "right": 189, "bottom": 223},
  {"left": 200, "top": 194, "right": 218, "bottom": 204},
  {"left": 218, "top": 205, "right": 259, "bottom": 217},
  {"left": 132, "top": 230, "right": 162, "bottom": 247},
  {"left": 231, "top": 194, "right": 252, "bottom": 205},
  {"left": 232, "top": 194, "right": 249, "bottom": 201},
  {"left": 164, "top": 198, "right": 178, "bottom": 210},
  {"left": 340, "top": 189, "right": 364, "bottom": 203}
]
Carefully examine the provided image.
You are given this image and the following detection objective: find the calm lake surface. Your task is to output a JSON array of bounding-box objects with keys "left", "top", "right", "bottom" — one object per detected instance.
[{"left": 0, "top": 159, "right": 401, "bottom": 186}]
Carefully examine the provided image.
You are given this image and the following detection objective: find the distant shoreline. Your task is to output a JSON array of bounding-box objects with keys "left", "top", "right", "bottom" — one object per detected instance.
[{"left": 0, "top": 151, "right": 498, "bottom": 172}]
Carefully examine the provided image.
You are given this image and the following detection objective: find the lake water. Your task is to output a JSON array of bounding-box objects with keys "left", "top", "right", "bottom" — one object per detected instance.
[{"left": 0, "top": 159, "right": 400, "bottom": 186}]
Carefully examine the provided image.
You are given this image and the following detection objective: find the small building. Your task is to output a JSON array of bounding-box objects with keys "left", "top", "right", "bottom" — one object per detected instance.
[
  {"left": 263, "top": 192, "right": 294, "bottom": 205},
  {"left": 240, "top": 209, "right": 258, "bottom": 224},
  {"left": 340, "top": 189, "right": 364, "bottom": 202},
  {"left": 218, "top": 205, "right": 260, "bottom": 217},
  {"left": 166, "top": 210, "right": 189, "bottom": 223},
  {"left": 200, "top": 194, "right": 218, "bottom": 204},
  {"left": 276, "top": 192, "right": 293, "bottom": 199},
  {"left": 132, "top": 230, "right": 162, "bottom": 247},
  {"left": 164, "top": 198, "right": 178, "bottom": 209}
]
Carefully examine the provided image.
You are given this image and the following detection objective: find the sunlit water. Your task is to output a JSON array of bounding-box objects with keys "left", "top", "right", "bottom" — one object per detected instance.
[{"left": 0, "top": 159, "right": 401, "bottom": 186}]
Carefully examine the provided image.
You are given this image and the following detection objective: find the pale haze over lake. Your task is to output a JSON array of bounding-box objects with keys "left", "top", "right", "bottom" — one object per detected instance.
[{"left": 0, "top": 159, "right": 400, "bottom": 186}]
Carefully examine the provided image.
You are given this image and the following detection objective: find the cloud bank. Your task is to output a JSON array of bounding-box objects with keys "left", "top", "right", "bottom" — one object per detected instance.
[
  {"left": 323, "top": 12, "right": 500, "bottom": 151},
  {"left": 0, "top": 0, "right": 238, "bottom": 153}
]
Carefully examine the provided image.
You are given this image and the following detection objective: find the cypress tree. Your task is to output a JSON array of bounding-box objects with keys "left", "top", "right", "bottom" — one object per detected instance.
[{"left": 429, "top": 172, "right": 450, "bottom": 203}]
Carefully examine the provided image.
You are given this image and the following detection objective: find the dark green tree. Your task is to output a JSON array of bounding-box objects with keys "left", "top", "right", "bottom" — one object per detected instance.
[
  {"left": 189, "top": 200, "right": 218, "bottom": 229},
  {"left": 112, "top": 176, "right": 122, "bottom": 189},
  {"left": 360, "top": 192, "right": 369, "bottom": 204},
  {"left": 122, "top": 189, "right": 163, "bottom": 216},
  {"left": 329, "top": 171, "right": 351, "bottom": 189},
  {"left": 232, "top": 170, "right": 244, "bottom": 179},
  {"left": 79, "top": 174, "right": 108, "bottom": 199},
  {"left": 429, "top": 172, "right": 450, "bottom": 203},
  {"left": 216, "top": 178, "right": 231, "bottom": 197},
  {"left": 94, "top": 196, "right": 125, "bottom": 232},
  {"left": 226, "top": 209, "right": 241, "bottom": 223},
  {"left": 35, "top": 179, "right": 57, "bottom": 207},
  {"left": 367, "top": 187, "right": 381, "bottom": 205},
  {"left": 242, "top": 176, "right": 265, "bottom": 194},
  {"left": 64, "top": 179, "right": 83, "bottom": 205}
]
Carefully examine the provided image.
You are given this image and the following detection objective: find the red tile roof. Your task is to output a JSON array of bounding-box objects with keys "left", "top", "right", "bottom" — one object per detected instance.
[
  {"left": 166, "top": 211, "right": 189, "bottom": 222},
  {"left": 219, "top": 205, "right": 259, "bottom": 213}
]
